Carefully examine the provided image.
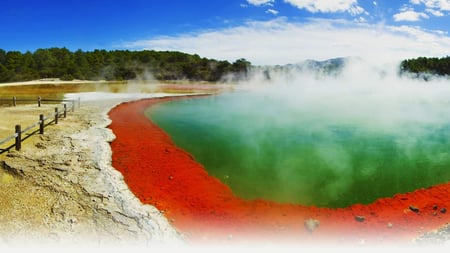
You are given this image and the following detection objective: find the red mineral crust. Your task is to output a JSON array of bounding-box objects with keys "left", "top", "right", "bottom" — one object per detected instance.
[{"left": 108, "top": 96, "right": 450, "bottom": 246}]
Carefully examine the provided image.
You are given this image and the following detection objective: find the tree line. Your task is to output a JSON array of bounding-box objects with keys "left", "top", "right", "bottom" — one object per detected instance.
[
  {"left": 400, "top": 56, "right": 450, "bottom": 76},
  {"left": 0, "top": 48, "right": 251, "bottom": 83}
]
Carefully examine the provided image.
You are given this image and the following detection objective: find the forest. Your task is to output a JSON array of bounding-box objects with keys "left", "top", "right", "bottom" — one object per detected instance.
[
  {"left": 1, "top": 48, "right": 448, "bottom": 83},
  {"left": 400, "top": 56, "right": 450, "bottom": 76},
  {"left": 0, "top": 48, "right": 251, "bottom": 83}
]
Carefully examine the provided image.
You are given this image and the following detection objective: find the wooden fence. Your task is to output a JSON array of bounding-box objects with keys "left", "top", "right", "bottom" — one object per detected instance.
[
  {"left": 0, "top": 97, "right": 78, "bottom": 154},
  {"left": 0, "top": 96, "right": 80, "bottom": 111}
]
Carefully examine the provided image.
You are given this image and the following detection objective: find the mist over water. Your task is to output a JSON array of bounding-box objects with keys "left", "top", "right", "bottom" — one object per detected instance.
[{"left": 147, "top": 59, "right": 450, "bottom": 207}]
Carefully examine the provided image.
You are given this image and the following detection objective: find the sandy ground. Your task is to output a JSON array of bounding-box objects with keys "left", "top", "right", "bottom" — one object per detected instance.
[{"left": 0, "top": 95, "right": 184, "bottom": 247}]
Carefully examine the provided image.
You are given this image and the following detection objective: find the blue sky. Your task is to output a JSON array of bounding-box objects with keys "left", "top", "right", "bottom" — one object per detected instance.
[{"left": 1, "top": 0, "right": 450, "bottom": 64}]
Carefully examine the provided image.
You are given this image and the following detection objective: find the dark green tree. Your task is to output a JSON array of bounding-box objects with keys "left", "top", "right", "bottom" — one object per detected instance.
[
  {"left": 0, "top": 48, "right": 253, "bottom": 83},
  {"left": 401, "top": 56, "right": 450, "bottom": 77}
]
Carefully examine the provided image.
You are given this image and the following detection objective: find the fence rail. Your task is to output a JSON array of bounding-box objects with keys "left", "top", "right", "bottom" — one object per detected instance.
[
  {"left": 0, "top": 97, "right": 78, "bottom": 154},
  {"left": 0, "top": 96, "right": 80, "bottom": 111}
]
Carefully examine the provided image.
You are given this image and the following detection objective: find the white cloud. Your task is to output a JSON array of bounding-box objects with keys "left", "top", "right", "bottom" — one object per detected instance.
[
  {"left": 247, "top": 0, "right": 274, "bottom": 6},
  {"left": 122, "top": 18, "right": 450, "bottom": 65},
  {"left": 410, "top": 0, "right": 450, "bottom": 15},
  {"left": 266, "top": 8, "right": 279, "bottom": 15},
  {"left": 284, "top": 0, "right": 365, "bottom": 15},
  {"left": 424, "top": 0, "right": 450, "bottom": 11},
  {"left": 393, "top": 9, "right": 430, "bottom": 21},
  {"left": 426, "top": 8, "right": 445, "bottom": 16}
]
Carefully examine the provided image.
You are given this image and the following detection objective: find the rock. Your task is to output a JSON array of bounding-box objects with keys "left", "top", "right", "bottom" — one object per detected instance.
[
  {"left": 433, "top": 205, "right": 438, "bottom": 210},
  {"left": 409, "top": 205, "right": 420, "bottom": 213},
  {"left": 304, "top": 218, "right": 320, "bottom": 233},
  {"left": 440, "top": 208, "right": 447, "bottom": 214},
  {"left": 387, "top": 222, "right": 393, "bottom": 228},
  {"left": 168, "top": 175, "right": 174, "bottom": 180},
  {"left": 52, "top": 167, "right": 68, "bottom": 172},
  {"left": 355, "top": 216, "right": 365, "bottom": 222}
]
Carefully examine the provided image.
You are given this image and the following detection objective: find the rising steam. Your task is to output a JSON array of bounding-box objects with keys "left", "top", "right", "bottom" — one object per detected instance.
[
  {"left": 149, "top": 58, "right": 450, "bottom": 207},
  {"left": 235, "top": 58, "right": 450, "bottom": 206}
]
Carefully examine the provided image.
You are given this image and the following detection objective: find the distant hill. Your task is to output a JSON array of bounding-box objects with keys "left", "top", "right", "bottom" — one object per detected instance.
[
  {"left": 250, "top": 57, "right": 348, "bottom": 81},
  {"left": 302, "top": 57, "right": 347, "bottom": 75}
]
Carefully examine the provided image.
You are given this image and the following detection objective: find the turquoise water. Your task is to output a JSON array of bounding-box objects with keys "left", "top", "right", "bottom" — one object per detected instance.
[{"left": 146, "top": 91, "right": 450, "bottom": 208}]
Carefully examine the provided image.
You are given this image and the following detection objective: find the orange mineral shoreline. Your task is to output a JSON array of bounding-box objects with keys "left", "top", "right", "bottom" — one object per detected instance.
[{"left": 108, "top": 95, "right": 450, "bottom": 246}]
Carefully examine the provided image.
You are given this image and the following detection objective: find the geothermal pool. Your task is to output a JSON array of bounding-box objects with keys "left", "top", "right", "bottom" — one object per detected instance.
[{"left": 146, "top": 86, "right": 450, "bottom": 208}]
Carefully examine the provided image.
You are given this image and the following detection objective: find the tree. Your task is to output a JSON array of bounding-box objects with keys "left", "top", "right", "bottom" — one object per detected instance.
[
  {"left": 34, "top": 48, "right": 58, "bottom": 78},
  {"left": 0, "top": 63, "right": 13, "bottom": 82},
  {"left": 401, "top": 56, "right": 450, "bottom": 77},
  {"left": 0, "top": 48, "right": 253, "bottom": 83}
]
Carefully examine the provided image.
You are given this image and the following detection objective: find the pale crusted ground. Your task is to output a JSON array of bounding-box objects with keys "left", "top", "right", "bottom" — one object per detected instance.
[{"left": 0, "top": 99, "right": 182, "bottom": 247}]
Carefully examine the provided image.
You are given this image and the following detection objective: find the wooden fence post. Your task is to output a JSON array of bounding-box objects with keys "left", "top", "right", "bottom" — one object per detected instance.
[
  {"left": 15, "top": 125, "right": 21, "bottom": 151},
  {"left": 13, "top": 96, "right": 16, "bottom": 107},
  {"left": 38, "top": 96, "right": 41, "bottom": 107},
  {"left": 54, "top": 107, "right": 58, "bottom": 124},
  {"left": 39, "top": 114, "right": 44, "bottom": 134},
  {"left": 63, "top": 104, "right": 67, "bottom": 118}
]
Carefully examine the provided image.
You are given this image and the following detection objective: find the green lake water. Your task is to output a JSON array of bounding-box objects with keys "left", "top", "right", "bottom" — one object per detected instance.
[{"left": 146, "top": 90, "right": 450, "bottom": 208}]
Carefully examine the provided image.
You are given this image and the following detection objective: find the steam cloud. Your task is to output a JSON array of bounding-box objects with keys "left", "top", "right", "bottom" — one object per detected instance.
[
  {"left": 152, "top": 58, "right": 450, "bottom": 207},
  {"left": 231, "top": 58, "right": 450, "bottom": 206}
]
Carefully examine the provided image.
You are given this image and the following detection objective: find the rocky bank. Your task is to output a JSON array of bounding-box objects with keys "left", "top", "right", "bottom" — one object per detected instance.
[{"left": 0, "top": 98, "right": 182, "bottom": 246}]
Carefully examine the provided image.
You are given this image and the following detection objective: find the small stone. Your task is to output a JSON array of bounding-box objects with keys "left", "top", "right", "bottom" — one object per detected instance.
[
  {"left": 409, "top": 205, "right": 420, "bottom": 213},
  {"left": 355, "top": 216, "right": 365, "bottom": 222},
  {"left": 432, "top": 212, "right": 437, "bottom": 216},
  {"left": 387, "top": 222, "right": 393, "bottom": 228},
  {"left": 168, "top": 175, "right": 174, "bottom": 180},
  {"left": 433, "top": 205, "right": 438, "bottom": 210},
  {"left": 440, "top": 208, "right": 447, "bottom": 214},
  {"left": 52, "top": 167, "right": 67, "bottom": 172},
  {"left": 304, "top": 218, "right": 320, "bottom": 233}
]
